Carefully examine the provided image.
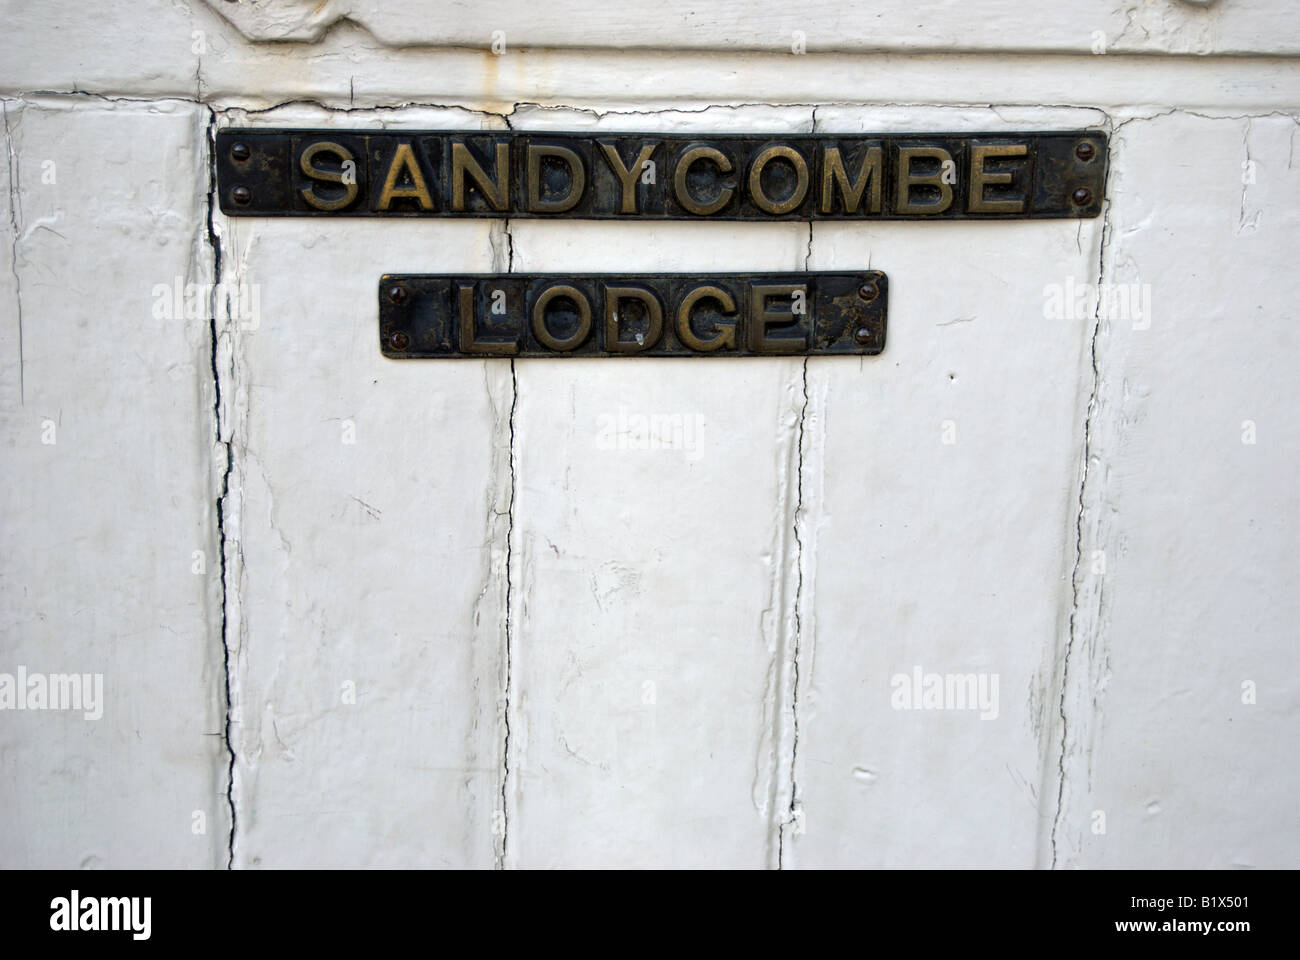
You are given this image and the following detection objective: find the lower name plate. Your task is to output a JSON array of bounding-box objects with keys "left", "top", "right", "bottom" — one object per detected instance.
[{"left": 379, "top": 272, "right": 887, "bottom": 358}]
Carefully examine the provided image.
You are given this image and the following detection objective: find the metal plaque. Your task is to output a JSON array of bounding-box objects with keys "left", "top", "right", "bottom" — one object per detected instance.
[
  {"left": 219, "top": 130, "right": 1107, "bottom": 220},
  {"left": 378, "top": 272, "right": 888, "bottom": 358}
]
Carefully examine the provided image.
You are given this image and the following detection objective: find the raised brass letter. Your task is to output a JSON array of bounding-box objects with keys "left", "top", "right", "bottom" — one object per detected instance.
[
  {"left": 603, "top": 286, "right": 664, "bottom": 353},
  {"left": 532, "top": 284, "right": 592, "bottom": 352},
  {"left": 598, "top": 142, "right": 658, "bottom": 215},
  {"left": 299, "top": 141, "right": 358, "bottom": 211},
  {"left": 894, "top": 146, "right": 954, "bottom": 216},
  {"left": 821, "top": 144, "right": 882, "bottom": 214},
  {"left": 967, "top": 143, "right": 1028, "bottom": 214},
  {"left": 451, "top": 141, "right": 509, "bottom": 212},
  {"left": 748, "top": 284, "right": 808, "bottom": 354},
  {"left": 676, "top": 286, "right": 737, "bottom": 352},
  {"left": 527, "top": 144, "right": 586, "bottom": 214},
  {"left": 377, "top": 142, "right": 434, "bottom": 211},
  {"left": 673, "top": 146, "right": 735, "bottom": 216},
  {"left": 748, "top": 145, "right": 810, "bottom": 215},
  {"left": 458, "top": 283, "right": 518, "bottom": 355}
]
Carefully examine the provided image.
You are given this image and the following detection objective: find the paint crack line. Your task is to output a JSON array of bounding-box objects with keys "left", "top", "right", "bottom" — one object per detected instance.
[
  {"left": 205, "top": 106, "right": 237, "bottom": 870},
  {"left": 3, "top": 100, "right": 23, "bottom": 405},
  {"left": 498, "top": 356, "right": 518, "bottom": 870},
  {"left": 1051, "top": 155, "right": 1114, "bottom": 871},
  {"left": 779, "top": 354, "right": 811, "bottom": 869}
]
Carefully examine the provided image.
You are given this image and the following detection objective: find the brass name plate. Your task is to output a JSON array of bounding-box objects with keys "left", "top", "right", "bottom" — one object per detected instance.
[
  {"left": 378, "top": 272, "right": 887, "bottom": 358},
  {"left": 218, "top": 130, "right": 1106, "bottom": 220}
]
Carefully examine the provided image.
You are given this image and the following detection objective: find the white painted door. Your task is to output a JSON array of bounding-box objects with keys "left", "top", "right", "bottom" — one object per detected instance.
[{"left": 1, "top": 0, "right": 1297, "bottom": 869}]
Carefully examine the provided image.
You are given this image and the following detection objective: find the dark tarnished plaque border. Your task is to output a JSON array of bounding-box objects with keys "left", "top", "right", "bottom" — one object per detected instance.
[{"left": 378, "top": 272, "right": 889, "bottom": 358}]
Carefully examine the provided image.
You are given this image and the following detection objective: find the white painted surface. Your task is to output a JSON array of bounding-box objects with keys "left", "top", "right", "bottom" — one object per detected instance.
[
  {"left": 1054, "top": 111, "right": 1300, "bottom": 868},
  {"left": 201, "top": 0, "right": 1300, "bottom": 57},
  {"left": 217, "top": 215, "right": 511, "bottom": 869},
  {"left": 5, "top": 3, "right": 1300, "bottom": 111},
  {"left": 788, "top": 215, "right": 1101, "bottom": 868},
  {"left": 1, "top": 2, "right": 1297, "bottom": 869},
  {"left": 0, "top": 97, "right": 226, "bottom": 868}
]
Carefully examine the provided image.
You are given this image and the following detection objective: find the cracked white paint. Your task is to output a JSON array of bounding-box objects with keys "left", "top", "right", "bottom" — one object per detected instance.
[
  {"left": 1, "top": 2, "right": 1298, "bottom": 869},
  {"left": 1053, "top": 109, "right": 1300, "bottom": 868},
  {"left": 0, "top": 96, "right": 227, "bottom": 867},
  {"left": 4, "top": 5, "right": 1300, "bottom": 111},
  {"left": 199, "top": 0, "right": 1290, "bottom": 56}
]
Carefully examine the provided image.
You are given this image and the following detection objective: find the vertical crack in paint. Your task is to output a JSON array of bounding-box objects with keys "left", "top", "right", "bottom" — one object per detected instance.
[
  {"left": 780, "top": 353, "right": 810, "bottom": 869},
  {"left": 497, "top": 204, "right": 517, "bottom": 869},
  {"left": 497, "top": 106, "right": 517, "bottom": 870},
  {"left": 205, "top": 106, "right": 237, "bottom": 870},
  {"left": 1052, "top": 167, "right": 1113, "bottom": 870},
  {"left": 778, "top": 212, "right": 815, "bottom": 869},
  {"left": 498, "top": 355, "right": 517, "bottom": 869},
  {"left": 2, "top": 101, "right": 23, "bottom": 405}
]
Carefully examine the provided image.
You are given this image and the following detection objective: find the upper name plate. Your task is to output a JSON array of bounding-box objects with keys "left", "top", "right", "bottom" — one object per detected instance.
[{"left": 216, "top": 130, "right": 1107, "bottom": 221}]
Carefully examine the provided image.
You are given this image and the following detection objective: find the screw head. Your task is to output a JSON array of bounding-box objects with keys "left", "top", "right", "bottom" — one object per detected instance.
[
  {"left": 230, "top": 142, "right": 251, "bottom": 162},
  {"left": 231, "top": 185, "right": 251, "bottom": 206},
  {"left": 1074, "top": 141, "right": 1095, "bottom": 162},
  {"left": 387, "top": 285, "right": 408, "bottom": 305},
  {"left": 858, "top": 281, "right": 878, "bottom": 302},
  {"left": 854, "top": 326, "right": 873, "bottom": 345},
  {"left": 1071, "top": 187, "right": 1093, "bottom": 206},
  {"left": 388, "top": 330, "right": 411, "bottom": 352}
]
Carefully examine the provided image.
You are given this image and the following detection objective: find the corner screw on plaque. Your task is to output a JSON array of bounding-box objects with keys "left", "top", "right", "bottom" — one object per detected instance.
[
  {"left": 858, "top": 281, "right": 878, "bottom": 302},
  {"left": 1074, "top": 141, "right": 1095, "bottom": 162},
  {"left": 1072, "top": 187, "right": 1093, "bottom": 206},
  {"left": 230, "top": 142, "right": 251, "bottom": 162},
  {"left": 389, "top": 331, "right": 411, "bottom": 351},
  {"left": 387, "top": 285, "right": 408, "bottom": 305},
  {"left": 854, "top": 326, "right": 873, "bottom": 345},
  {"left": 231, "top": 186, "right": 251, "bottom": 205}
]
